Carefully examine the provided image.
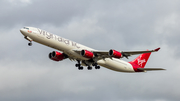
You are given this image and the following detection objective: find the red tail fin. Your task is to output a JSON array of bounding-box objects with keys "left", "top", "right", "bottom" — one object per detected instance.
[{"left": 129, "top": 52, "right": 151, "bottom": 72}]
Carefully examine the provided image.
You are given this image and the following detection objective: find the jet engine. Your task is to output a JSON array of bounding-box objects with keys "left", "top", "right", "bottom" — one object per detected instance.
[
  {"left": 109, "top": 49, "right": 122, "bottom": 59},
  {"left": 81, "top": 50, "right": 94, "bottom": 59},
  {"left": 49, "top": 51, "right": 67, "bottom": 61}
]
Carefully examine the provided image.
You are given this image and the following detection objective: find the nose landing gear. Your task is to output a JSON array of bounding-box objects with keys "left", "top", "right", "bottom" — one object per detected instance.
[
  {"left": 28, "top": 42, "right": 32, "bottom": 46},
  {"left": 24, "top": 36, "right": 33, "bottom": 46}
]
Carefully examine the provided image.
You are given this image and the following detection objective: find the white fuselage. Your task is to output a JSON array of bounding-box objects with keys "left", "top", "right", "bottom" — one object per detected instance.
[{"left": 20, "top": 27, "right": 135, "bottom": 72}]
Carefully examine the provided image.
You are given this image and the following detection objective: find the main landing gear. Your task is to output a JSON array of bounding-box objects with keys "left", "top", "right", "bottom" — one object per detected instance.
[
  {"left": 75, "top": 64, "right": 83, "bottom": 70},
  {"left": 87, "top": 66, "right": 92, "bottom": 70},
  {"left": 75, "top": 61, "right": 83, "bottom": 70},
  {"left": 93, "top": 63, "right": 100, "bottom": 69},
  {"left": 75, "top": 60, "right": 100, "bottom": 70}
]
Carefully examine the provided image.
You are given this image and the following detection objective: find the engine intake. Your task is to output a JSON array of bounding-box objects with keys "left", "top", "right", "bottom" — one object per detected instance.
[
  {"left": 81, "top": 50, "right": 94, "bottom": 59},
  {"left": 49, "top": 51, "right": 67, "bottom": 61},
  {"left": 109, "top": 49, "right": 122, "bottom": 59}
]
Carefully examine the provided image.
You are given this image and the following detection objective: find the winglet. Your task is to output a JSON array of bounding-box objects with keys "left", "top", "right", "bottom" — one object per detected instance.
[{"left": 154, "top": 47, "right": 160, "bottom": 52}]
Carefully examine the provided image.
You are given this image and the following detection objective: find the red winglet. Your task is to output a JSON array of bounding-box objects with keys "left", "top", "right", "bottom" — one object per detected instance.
[{"left": 154, "top": 47, "right": 160, "bottom": 52}]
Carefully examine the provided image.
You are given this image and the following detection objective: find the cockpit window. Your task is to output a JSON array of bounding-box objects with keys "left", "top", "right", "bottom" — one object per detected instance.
[{"left": 23, "top": 27, "right": 29, "bottom": 30}]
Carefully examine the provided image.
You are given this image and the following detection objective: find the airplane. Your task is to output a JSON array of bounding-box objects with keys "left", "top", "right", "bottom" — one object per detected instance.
[{"left": 20, "top": 27, "right": 165, "bottom": 73}]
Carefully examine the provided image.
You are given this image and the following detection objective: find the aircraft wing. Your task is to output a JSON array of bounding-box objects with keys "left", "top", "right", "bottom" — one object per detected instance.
[
  {"left": 119, "top": 47, "right": 160, "bottom": 58},
  {"left": 73, "top": 47, "right": 160, "bottom": 59},
  {"left": 94, "top": 47, "right": 160, "bottom": 58}
]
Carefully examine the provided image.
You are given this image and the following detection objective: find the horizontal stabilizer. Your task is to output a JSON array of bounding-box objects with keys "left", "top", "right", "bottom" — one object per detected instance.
[{"left": 137, "top": 68, "right": 165, "bottom": 71}]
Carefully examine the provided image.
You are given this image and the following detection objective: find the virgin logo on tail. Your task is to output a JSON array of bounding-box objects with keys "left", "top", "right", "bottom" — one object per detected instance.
[
  {"left": 137, "top": 55, "right": 146, "bottom": 67},
  {"left": 129, "top": 52, "right": 151, "bottom": 72}
]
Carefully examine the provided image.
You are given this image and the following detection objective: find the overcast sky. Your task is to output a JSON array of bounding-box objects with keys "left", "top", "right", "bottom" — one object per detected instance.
[{"left": 0, "top": 0, "right": 180, "bottom": 101}]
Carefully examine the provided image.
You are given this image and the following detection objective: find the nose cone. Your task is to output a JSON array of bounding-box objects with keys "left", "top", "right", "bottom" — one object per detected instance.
[
  {"left": 20, "top": 28, "right": 24, "bottom": 33},
  {"left": 20, "top": 28, "right": 26, "bottom": 36}
]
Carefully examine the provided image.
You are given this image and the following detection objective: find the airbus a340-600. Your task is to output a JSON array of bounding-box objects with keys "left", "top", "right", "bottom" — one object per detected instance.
[{"left": 20, "top": 27, "right": 165, "bottom": 73}]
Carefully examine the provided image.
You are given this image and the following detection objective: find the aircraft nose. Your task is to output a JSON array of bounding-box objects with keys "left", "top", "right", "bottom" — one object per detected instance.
[
  {"left": 20, "top": 28, "right": 24, "bottom": 33},
  {"left": 20, "top": 28, "right": 27, "bottom": 36}
]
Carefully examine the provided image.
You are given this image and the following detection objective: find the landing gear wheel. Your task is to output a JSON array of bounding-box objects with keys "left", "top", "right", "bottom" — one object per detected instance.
[
  {"left": 28, "top": 42, "right": 32, "bottom": 46},
  {"left": 87, "top": 66, "right": 92, "bottom": 70},
  {"left": 75, "top": 64, "right": 80, "bottom": 67},
  {"left": 78, "top": 66, "right": 83, "bottom": 70},
  {"left": 95, "top": 66, "right": 100, "bottom": 69},
  {"left": 92, "top": 63, "right": 97, "bottom": 66}
]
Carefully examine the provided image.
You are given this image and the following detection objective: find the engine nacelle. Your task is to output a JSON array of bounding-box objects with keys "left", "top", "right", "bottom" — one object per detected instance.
[
  {"left": 81, "top": 50, "right": 94, "bottom": 59},
  {"left": 49, "top": 51, "right": 67, "bottom": 61},
  {"left": 109, "top": 49, "right": 122, "bottom": 59}
]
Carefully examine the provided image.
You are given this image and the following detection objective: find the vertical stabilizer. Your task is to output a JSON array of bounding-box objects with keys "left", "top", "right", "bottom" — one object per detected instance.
[{"left": 129, "top": 52, "right": 151, "bottom": 72}]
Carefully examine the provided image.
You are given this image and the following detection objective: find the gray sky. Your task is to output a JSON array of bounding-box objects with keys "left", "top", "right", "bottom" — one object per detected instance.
[{"left": 0, "top": 0, "right": 180, "bottom": 101}]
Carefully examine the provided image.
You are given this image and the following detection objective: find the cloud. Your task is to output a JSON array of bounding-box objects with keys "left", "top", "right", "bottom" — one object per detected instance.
[{"left": 7, "top": 0, "right": 32, "bottom": 4}]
